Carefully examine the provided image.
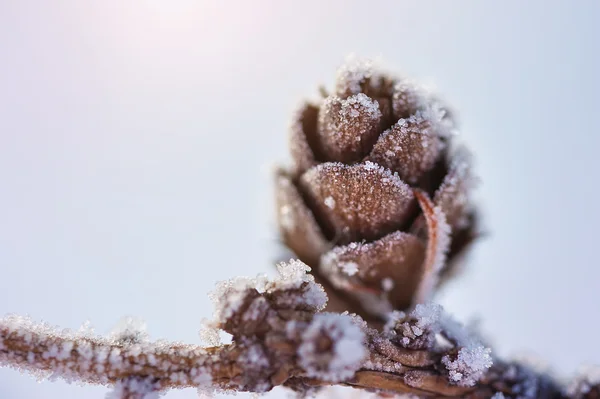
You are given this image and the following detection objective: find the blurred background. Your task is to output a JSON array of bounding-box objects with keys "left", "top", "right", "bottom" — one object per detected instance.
[{"left": 1, "top": 1, "right": 599, "bottom": 397}]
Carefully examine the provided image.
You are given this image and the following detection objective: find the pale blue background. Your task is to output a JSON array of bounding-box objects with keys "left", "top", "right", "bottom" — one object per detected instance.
[{"left": 1, "top": 1, "right": 599, "bottom": 398}]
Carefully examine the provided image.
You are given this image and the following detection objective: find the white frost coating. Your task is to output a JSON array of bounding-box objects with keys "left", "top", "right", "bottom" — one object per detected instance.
[
  {"left": 335, "top": 55, "right": 384, "bottom": 96},
  {"left": 381, "top": 278, "right": 394, "bottom": 292},
  {"left": 209, "top": 276, "right": 258, "bottom": 324},
  {"left": 239, "top": 339, "right": 270, "bottom": 369},
  {"left": 199, "top": 318, "right": 221, "bottom": 347},
  {"left": 108, "top": 316, "right": 149, "bottom": 344},
  {"left": 209, "top": 260, "right": 327, "bottom": 325},
  {"left": 297, "top": 313, "right": 366, "bottom": 382},
  {"left": 340, "top": 93, "right": 382, "bottom": 120},
  {"left": 384, "top": 303, "right": 443, "bottom": 340},
  {"left": 324, "top": 196, "right": 336, "bottom": 209},
  {"left": 384, "top": 303, "right": 492, "bottom": 385},
  {"left": 393, "top": 79, "right": 427, "bottom": 110},
  {"left": 396, "top": 106, "right": 448, "bottom": 136},
  {"left": 412, "top": 303, "right": 443, "bottom": 331},
  {"left": 106, "top": 378, "right": 159, "bottom": 399},
  {"left": 442, "top": 345, "right": 492, "bottom": 387},
  {"left": 566, "top": 365, "right": 600, "bottom": 397},
  {"left": 340, "top": 262, "right": 358, "bottom": 276},
  {"left": 0, "top": 314, "right": 215, "bottom": 392},
  {"left": 491, "top": 393, "right": 506, "bottom": 399}
]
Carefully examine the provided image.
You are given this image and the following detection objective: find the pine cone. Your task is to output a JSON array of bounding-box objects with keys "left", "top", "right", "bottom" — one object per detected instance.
[{"left": 276, "top": 57, "right": 477, "bottom": 321}]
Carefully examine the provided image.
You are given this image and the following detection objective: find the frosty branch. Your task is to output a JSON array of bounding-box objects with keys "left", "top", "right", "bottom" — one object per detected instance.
[{"left": 1, "top": 260, "right": 578, "bottom": 398}]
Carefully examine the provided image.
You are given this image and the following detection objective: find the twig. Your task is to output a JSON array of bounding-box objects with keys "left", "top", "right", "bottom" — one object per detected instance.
[{"left": 1, "top": 260, "right": 577, "bottom": 398}]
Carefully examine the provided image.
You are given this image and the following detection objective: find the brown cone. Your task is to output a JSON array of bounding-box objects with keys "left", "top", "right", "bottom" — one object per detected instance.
[{"left": 276, "top": 57, "right": 478, "bottom": 321}]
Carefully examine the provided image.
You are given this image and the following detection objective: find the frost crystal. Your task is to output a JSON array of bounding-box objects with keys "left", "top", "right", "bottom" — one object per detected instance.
[
  {"left": 335, "top": 55, "right": 384, "bottom": 97},
  {"left": 384, "top": 303, "right": 492, "bottom": 385},
  {"left": 384, "top": 304, "right": 443, "bottom": 349},
  {"left": 297, "top": 313, "right": 366, "bottom": 382},
  {"left": 381, "top": 277, "right": 394, "bottom": 292},
  {"left": 106, "top": 377, "right": 160, "bottom": 399},
  {"left": 108, "top": 316, "right": 149, "bottom": 344},
  {"left": 442, "top": 345, "right": 493, "bottom": 387},
  {"left": 324, "top": 196, "right": 336, "bottom": 209},
  {"left": 209, "top": 260, "right": 327, "bottom": 326},
  {"left": 199, "top": 318, "right": 221, "bottom": 347},
  {"left": 0, "top": 314, "right": 216, "bottom": 394},
  {"left": 567, "top": 365, "right": 600, "bottom": 397},
  {"left": 340, "top": 262, "right": 358, "bottom": 276}
]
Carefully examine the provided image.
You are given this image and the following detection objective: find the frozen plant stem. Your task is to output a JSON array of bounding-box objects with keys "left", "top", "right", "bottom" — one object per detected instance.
[{"left": 0, "top": 260, "right": 582, "bottom": 398}]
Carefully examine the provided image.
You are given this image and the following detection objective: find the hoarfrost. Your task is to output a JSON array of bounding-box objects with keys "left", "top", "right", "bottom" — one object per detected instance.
[
  {"left": 317, "top": 93, "right": 382, "bottom": 162},
  {"left": 297, "top": 313, "right": 366, "bottom": 382},
  {"left": 108, "top": 316, "right": 149, "bottom": 344},
  {"left": 106, "top": 377, "right": 160, "bottom": 399},
  {"left": 566, "top": 365, "right": 600, "bottom": 397},
  {"left": 209, "top": 260, "right": 327, "bottom": 325},
  {"left": 335, "top": 55, "right": 384, "bottom": 97},
  {"left": 324, "top": 196, "right": 336, "bottom": 209},
  {"left": 340, "top": 262, "right": 358, "bottom": 276},
  {"left": 381, "top": 277, "right": 394, "bottom": 292},
  {"left": 340, "top": 93, "right": 381, "bottom": 119},
  {"left": 384, "top": 303, "right": 492, "bottom": 385},
  {"left": 199, "top": 318, "right": 221, "bottom": 347},
  {"left": 0, "top": 314, "right": 215, "bottom": 393},
  {"left": 442, "top": 345, "right": 492, "bottom": 387}
]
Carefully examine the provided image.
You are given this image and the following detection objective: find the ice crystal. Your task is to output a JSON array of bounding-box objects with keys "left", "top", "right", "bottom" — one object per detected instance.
[
  {"left": 0, "top": 314, "right": 215, "bottom": 393},
  {"left": 335, "top": 55, "right": 384, "bottom": 97},
  {"left": 381, "top": 277, "right": 394, "bottom": 291},
  {"left": 340, "top": 261, "right": 358, "bottom": 276},
  {"left": 324, "top": 196, "right": 336, "bottom": 209},
  {"left": 106, "top": 377, "right": 160, "bottom": 399},
  {"left": 108, "top": 316, "right": 149, "bottom": 344},
  {"left": 567, "top": 366, "right": 600, "bottom": 397},
  {"left": 442, "top": 345, "right": 493, "bottom": 387},
  {"left": 209, "top": 260, "right": 327, "bottom": 326},
  {"left": 198, "top": 318, "right": 221, "bottom": 347},
  {"left": 297, "top": 313, "right": 366, "bottom": 382},
  {"left": 317, "top": 94, "right": 382, "bottom": 162},
  {"left": 384, "top": 304, "right": 443, "bottom": 349}
]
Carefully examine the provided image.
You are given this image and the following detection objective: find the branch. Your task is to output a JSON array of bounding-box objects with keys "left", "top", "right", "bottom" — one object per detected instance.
[{"left": 0, "top": 261, "right": 593, "bottom": 398}]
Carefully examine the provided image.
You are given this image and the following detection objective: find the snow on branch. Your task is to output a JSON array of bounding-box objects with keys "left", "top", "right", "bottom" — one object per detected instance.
[{"left": 0, "top": 260, "right": 578, "bottom": 398}]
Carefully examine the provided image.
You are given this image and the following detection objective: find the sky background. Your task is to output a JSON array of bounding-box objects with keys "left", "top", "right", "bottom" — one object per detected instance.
[{"left": 1, "top": 1, "right": 599, "bottom": 398}]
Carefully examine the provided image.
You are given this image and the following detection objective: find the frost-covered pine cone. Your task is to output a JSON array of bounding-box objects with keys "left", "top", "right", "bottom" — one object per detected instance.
[{"left": 276, "top": 57, "right": 477, "bottom": 319}]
